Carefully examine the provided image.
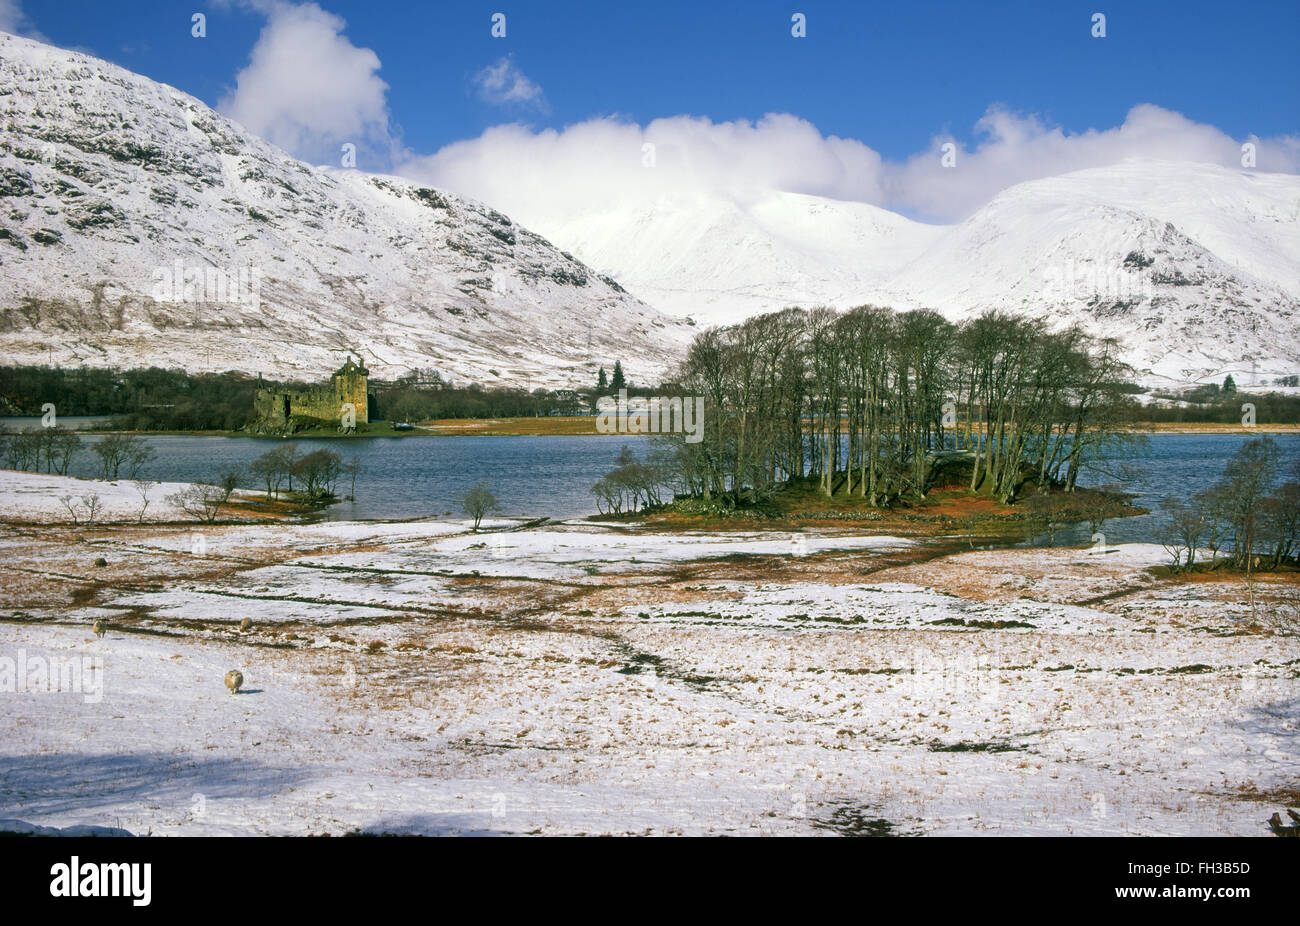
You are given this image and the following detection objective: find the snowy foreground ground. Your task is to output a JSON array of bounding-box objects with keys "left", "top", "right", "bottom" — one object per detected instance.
[{"left": 0, "top": 476, "right": 1297, "bottom": 835}]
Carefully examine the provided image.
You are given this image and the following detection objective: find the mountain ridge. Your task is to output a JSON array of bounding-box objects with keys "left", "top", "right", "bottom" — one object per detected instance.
[
  {"left": 532, "top": 159, "right": 1300, "bottom": 386},
  {"left": 0, "top": 31, "right": 692, "bottom": 388},
  {"left": 1, "top": 31, "right": 1296, "bottom": 391}
]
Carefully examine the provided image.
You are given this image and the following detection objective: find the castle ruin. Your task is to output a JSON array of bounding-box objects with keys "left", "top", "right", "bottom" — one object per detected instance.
[{"left": 252, "top": 357, "right": 374, "bottom": 433}]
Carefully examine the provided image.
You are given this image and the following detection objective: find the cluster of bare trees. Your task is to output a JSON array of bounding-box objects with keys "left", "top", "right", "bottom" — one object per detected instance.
[
  {"left": 166, "top": 468, "right": 241, "bottom": 523},
  {"left": 660, "top": 306, "right": 1137, "bottom": 508},
  {"left": 1, "top": 425, "right": 82, "bottom": 475},
  {"left": 88, "top": 433, "right": 155, "bottom": 481},
  {"left": 0, "top": 427, "right": 159, "bottom": 481},
  {"left": 165, "top": 446, "right": 362, "bottom": 524},
  {"left": 1161, "top": 437, "right": 1299, "bottom": 574},
  {"left": 591, "top": 445, "right": 675, "bottom": 514},
  {"left": 0, "top": 426, "right": 370, "bottom": 523},
  {"left": 57, "top": 492, "right": 102, "bottom": 525},
  {"left": 248, "top": 444, "right": 361, "bottom": 502}
]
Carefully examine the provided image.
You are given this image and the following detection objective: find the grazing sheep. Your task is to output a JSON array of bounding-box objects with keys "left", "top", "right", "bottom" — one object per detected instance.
[
  {"left": 92, "top": 619, "right": 105, "bottom": 640},
  {"left": 239, "top": 618, "right": 253, "bottom": 633},
  {"left": 224, "top": 670, "right": 244, "bottom": 695}
]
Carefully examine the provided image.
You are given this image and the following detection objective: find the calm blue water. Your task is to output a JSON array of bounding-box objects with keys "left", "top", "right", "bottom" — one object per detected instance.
[
  {"left": 58, "top": 433, "right": 650, "bottom": 521},
  {"left": 1041, "top": 432, "right": 1299, "bottom": 546},
  {"left": 12, "top": 427, "right": 1297, "bottom": 537}
]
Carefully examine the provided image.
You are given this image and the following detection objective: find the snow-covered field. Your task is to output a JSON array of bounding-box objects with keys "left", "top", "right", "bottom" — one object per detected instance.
[
  {"left": 0, "top": 470, "right": 266, "bottom": 523},
  {"left": 0, "top": 509, "right": 1295, "bottom": 836}
]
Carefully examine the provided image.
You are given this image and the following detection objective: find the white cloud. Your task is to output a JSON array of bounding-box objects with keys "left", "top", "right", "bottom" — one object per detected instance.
[
  {"left": 400, "top": 104, "right": 1299, "bottom": 225},
  {"left": 209, "top": 5, "right": 1298, "bottom": 224},
  {"left": 888, "top": 103, "right": 1300, "bottom": 220},
  {"left": 472, "top": 57, "right": 546, "bottom": 110},
  {"left": 0, "top": 0, "right": 46, "bottom": 40},
  {"left": 400, "top": 112, "right": 885, "bottom": 228},
  {"left": 218, "top": 1, "right": 395, "bottom": 166}
]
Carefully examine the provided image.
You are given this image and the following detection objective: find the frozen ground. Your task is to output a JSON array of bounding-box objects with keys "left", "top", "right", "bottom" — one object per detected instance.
[
  {"left": 0, "top": 470, "right": 263, "bottom": 524},
  {"left": 0, "top": 513, "right": 1295, "bottom": 836}
]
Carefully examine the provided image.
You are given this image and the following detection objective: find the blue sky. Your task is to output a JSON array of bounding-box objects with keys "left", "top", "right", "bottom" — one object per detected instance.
[
  {"left": 16, "top": 0, "right": 1299, "bottom": 156},
  {"left": 8, "top": 0, "right": 1299, "bottom": 221}
]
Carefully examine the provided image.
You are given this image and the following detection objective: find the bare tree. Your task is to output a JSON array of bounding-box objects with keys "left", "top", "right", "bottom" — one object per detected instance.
[
  {"left": 167, "top": 484, "right": 228, "bottom": 523},
  {"left": 133, "top": 479, "right": 158, "bottom": 523},
  {"left": 460, "top": 482, "right": 500, "bottom": 530},
  {"left": 591, "top": 445, "right": 674, "bottom": 514},
  {"left": 167, "top": 470, "right": 240, "bottom": 524},
  {"left": 58, "top": 494, "right": 81, "bottom": 525},
  {"left": 343, "top": 455, "right": 363, "bottom": 500},
  {"left": 218, "top": 466, "right": 243, "bottom": 504},
  {"left": 125, "top": 441, "right": 155, "bottom": 480},
  {"left": 1192, "top": 485, "right": 1232, "bottom": 565},
  {"left": 1214, "top": 436, "right": 1281, "bottom": 618},
  {"left": 292, "top": 450, "right": 342, "bottom": 500},
  {"left": 1160, "top": 495, "right": 1208, "bottom": 572},
  {"left": 92, "top": 433, "right": 153, "bottom": 481},
  {"left": 250, "top": 443, "right": 298, "bottom": 499},
  {"left": 5, "top": 430, "right": 40, "bottom": 471},
  {"left": 57, "top": 492, "right": 102, "bottom": 525},
  {"left": 37, "top": 426, "right": 81, "bottom": 475},
  {"left": 1261, "top": 479, "right": 1300, "bottom": 569}
]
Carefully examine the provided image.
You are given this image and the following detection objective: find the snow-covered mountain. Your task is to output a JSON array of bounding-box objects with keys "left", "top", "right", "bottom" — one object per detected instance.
[
  {"left": 887, "top": 162, "right": 1300, "bottom": 385},
  {"left": 537, "top": 161, "right": 1300, "bottom": 386},
  {"left": 0, "top": 32, "right": 691, "bottom": 387},
  {"left": 540, "top": 191, "right": 945, "bottom": 326},
  {"left": 2, "top": 31, "right": 1294, "bottom": 390}
]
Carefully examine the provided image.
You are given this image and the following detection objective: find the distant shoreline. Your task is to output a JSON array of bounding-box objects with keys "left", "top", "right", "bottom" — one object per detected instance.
[{"left": 3, "top": 416, "right": 1298, "bottom": 438}]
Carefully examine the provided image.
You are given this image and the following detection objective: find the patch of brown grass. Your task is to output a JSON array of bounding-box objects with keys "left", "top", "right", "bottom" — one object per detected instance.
[
  {"left": 424, "top": 417, "right": 608, "bottom": 436},
  {"left": 1221, "top": 784, "right": 1300, "bottom": 807}
]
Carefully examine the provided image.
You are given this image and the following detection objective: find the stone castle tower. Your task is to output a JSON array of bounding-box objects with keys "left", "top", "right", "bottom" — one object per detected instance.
[
  {"left": 252, "top": 357, "right": 372, "bottom": 432},
  {"left": 330, "top": 357, "right": 370, "bottom": 425}
]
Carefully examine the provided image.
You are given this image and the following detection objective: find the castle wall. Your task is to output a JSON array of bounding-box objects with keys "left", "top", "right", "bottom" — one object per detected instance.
[
  {"left": 252, "top": 359, "right": 370, "bottom": 431},
  {"left": 252, "top": 390, "right": 287, "bottom": 425},
  {"left": 332, "top": 368, "right": 370, "bottom": 425}
]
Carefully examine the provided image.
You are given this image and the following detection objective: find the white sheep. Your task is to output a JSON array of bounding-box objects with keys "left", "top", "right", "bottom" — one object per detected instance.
[
  {"left": 239, "top": 618, "right": 252, "bottom": 633},
  {"left": 224, "top": 670, "right": 244, "bottom": 695}
]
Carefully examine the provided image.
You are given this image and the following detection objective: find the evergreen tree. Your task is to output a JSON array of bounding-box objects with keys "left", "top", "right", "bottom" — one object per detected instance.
[
  {"left": 610, "top": 361, "right": 626, "bottom": 391},
  {"left": 1223, "top": 374, "right": 1237, "bottom": 393},
  {"left": 596, "top": 367, "right": 608, "bottom": 391}
]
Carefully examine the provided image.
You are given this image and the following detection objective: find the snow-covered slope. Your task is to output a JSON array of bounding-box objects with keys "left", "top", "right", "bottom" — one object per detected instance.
[
  {"left": 540, "top": 161, "right": 1300, "bottom": 386},
  {"left": 0, "top": 32, "right": 691, "bottom": 387},
  {"left": 2, "top": 32, "right": 1294, "bottom": 389},
  {"left": 887, "top": 162, "right": 1300, "bottom": 385},
  {"left": 540, "top": 191, "right": 944, "bottom": 326}
]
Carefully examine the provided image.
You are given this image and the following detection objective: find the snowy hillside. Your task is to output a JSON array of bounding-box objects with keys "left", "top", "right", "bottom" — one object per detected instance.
[
  {"left": 0, "top": 32, "right": 691, "bottom": 387},
  {"left": 887, "top": 162, "right": 1300, "bottom": 385},
  {"left": 538, "top": 162, "right": 1300, "bottom": 386},
  {"left": 1, "top": 30, "right": 1294, "bottom": 390},
  {"left": 539, "top": 191, "right": 944, "bottom": 326}
]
